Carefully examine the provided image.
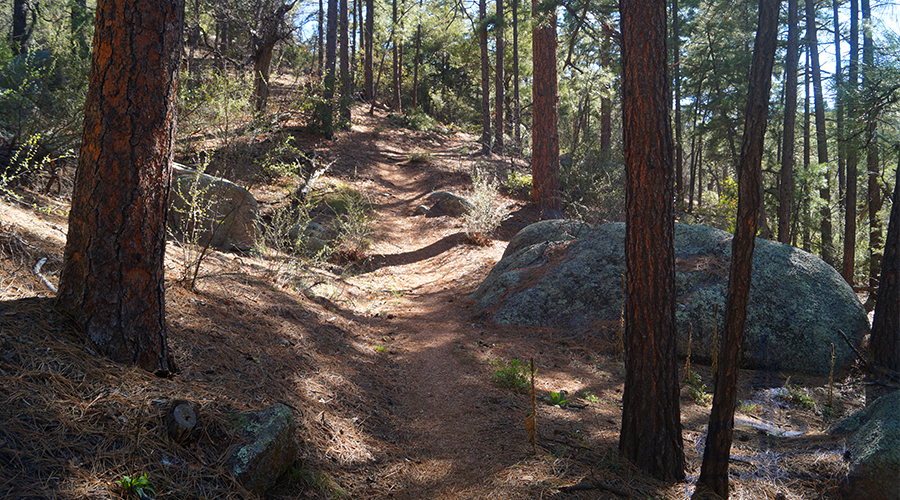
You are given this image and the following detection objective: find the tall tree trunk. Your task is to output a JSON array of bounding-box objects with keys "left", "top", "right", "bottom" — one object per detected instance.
[
  {"left": 531, "top": 0, "right": 562, "bottom": 219},
  {"left": 600, "top": 33, "right": 612, "bottom": 156},
  {"left": 340, "top": 0, "right": 351, "bottom": 125},
  {"left": 673, "top": 0, "right": 683, "bottom": 206},
  {"left": 364, "top": 0, "right": 373, "bottom": 100},
  {"left": 863, "top": 0, "right": 883, "bottom": 292},
  {"left": 412, "top": 23, "right": 421, "bottom": 109},
  {"left": 253, "top": 3, "right": 295, "bottom": 114},
  {"left": 806, "top": 0, "right": 834, "bottom": 265},
  {"left": 843, "top": 0, "right": 860, "bottom": 283},
  {"left": 619, "top": 0, "right": 684, "bottom": 482},
  {"left": 693, "top": 0, "right": 779, "bottom": 496},
  {"left": 11, "top": 0, "right": 31, "bottom": 55},
  {"left": 57, "top": 0, "right": 184, "bottom": 374},
  {"left": 833, "top": 0, "right": 846, "bottom": 244},
  {"left": 494, "top": 0, "right": 505, "bottom": 153},
  {"left": 512, "top": 0, "right": 521, "bottom": 154},
  {"left": 697, "top": 141, "right": 704, "bottom": 210},
  {"left": 391, "top": 0, "right": 401, "bottom": 111},
  {"left": 318, "top": 0, "right": 325, "bottom": 78},
  {"left": 319, "top": 0, "right": 338, "bottom": 137},
  {"left": 479, "top": 0, "right": 492, "bottom": 153},
  {"left": 801, "top": 46, "right": 812, "bottom": 251},
  {"left": 352, "top": 0, "right": 358, "bottom": 82},
  {"left": 869, "top": 160, "right": 899, "bottom": 378},
  {"left": 778, "top": 0, "right": 799, "bottom": 243}
]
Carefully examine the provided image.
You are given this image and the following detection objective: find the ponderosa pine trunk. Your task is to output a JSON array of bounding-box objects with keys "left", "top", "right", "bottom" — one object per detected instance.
[
  {"left": 806, "top": 0, "right": 834, "bottom": 266},
  {"left": 600, "top": 33, "right": 612, "bottom": 156},
  {"left": 364, "top": 0, "right": 373, "bottom": 100},
  {"left": 319, "top": 0, "right": 338, "bottom": 137},
  {"left": 391, "top": 0, "right": 401, "bottom": 111},
  {"left": 494, "top": 0, "right": 504, "bottom": 153},
  {"left": 843, "top": 0, "right": 860, "bottom": 283},
  {"left": 479, "top": 0, "right": 492, "bottom": 153},
  {"left": 693, "top": 0, "right": 780, "bottom": 496},
  {"left": 673, "top": 0, "right": 683, "bottom": 205},
  {"left": 870, "top": 161, "right": 899, "bottom": 376},
  {"left": 778, "top": 0, "right": 799, "bottom": 243},
  {"left": 512, "top": 0, "right": 521, "bottom": 154},
  {"left": 863, "top": 0, "right": 883, "bottom": 292},
  {"left": 619, "top": 0, "right": 684, "bottom": 482},
  {"left": 56, "top": 0, "right": 184, "bottom": 374},
  {"left": 11, "top": 0, "right": 32, "bottom": 55},
  {"left": 531, "top": 0, "right": 562, "bottom": 219},
  {"left": 340, "top": 0, "right": 351, "bottom": 125}
]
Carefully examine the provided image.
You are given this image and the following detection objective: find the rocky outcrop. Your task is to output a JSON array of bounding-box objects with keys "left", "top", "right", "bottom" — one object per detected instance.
[
  {"left": 472, "top": 221, "right": 870, "bottom": 375},
  {"left": 830, "top": 391, "right": 900, "bottom": 500},
  {"left": 424, "top": 191, "right": 472, "bottom": 217},
  {"left": 169, "top": 169, "right": 259, "bottom": 251},
  {"left": 227, "top": 403, "right": 298, "bottom": 495}
]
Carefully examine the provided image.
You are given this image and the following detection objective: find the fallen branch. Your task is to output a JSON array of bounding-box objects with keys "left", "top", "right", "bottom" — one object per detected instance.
[
  {"left": 838, "top": 329, "right": 869, "bottom": 369},
  {"left": 33, "top": 258, "right": 57, "bottom": 293}
]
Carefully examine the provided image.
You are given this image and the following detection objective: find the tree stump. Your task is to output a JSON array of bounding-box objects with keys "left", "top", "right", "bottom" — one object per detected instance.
[{"left": 165, "top": 400, "right": 197, "bottom": 444}]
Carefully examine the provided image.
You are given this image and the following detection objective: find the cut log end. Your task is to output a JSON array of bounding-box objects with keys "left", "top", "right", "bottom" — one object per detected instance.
[{"left": 165, "top": 400, "right": 198, "bottom": 444}]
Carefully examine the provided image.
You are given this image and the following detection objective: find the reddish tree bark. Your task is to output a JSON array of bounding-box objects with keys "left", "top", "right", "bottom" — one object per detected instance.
[
  {"left": 531, "top": 0, "right": 561, "bottom": 219},
  {"left": 693, "top": 0, "right": 780, "bottom": 496},
  {"left": 870, "top": 162, "right": 899, "bottom": 374},
  {"left": 778, "top": 0, "right": 799, "bottom": 244},
  {"left": 619, "top": 0, "right": 684, "bottom": 482},
  {"left": 56, "top": 0, "right": 184, "bottom": 374},
  {"left": 479, "top": 0, "right": 492, "bottom": 153},
  {"left": 494, "top": 0, "right": 504, "bottom": 153}
]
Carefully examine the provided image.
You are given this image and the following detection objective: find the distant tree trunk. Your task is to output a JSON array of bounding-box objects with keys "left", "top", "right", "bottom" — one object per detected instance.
[
  {"left": 512, "top": 0, "right": 521, "bottom": 154},
  {"left": 778, "top": 0, "right": 799, "bottom": 244},
  {"left": 352, "top": 0, "right": 358, "bottom": 81},
  {"left": 833, "top": 0, "right": 845, "bottom": 206},
  {"left": 479, "top": 0, "right": 492, "bottom": 153},
  {"left": 364, "top": 0, "right": 373, "bottom": 100},
  {"left": 318, "top": 0, "right": 325, "bottom": 78},
  {"left": 801, "top": 46, "right": 811, "bottom": 251},
  {"left": 57, "top": 0, "right": 184, "bottom": 375},
  {"left": 12, "top": 0, "right": 38, "bottom": 55},
  {"left": 697, "top": 141, "right": 704, "bottom": 209},
  {"left": 494, "top": 0, "right": 505, "bottom": 153},
  {"left": 252, "top": 2, "right": 295, "bottom": 114},
  {"left": 391, "top": 0, "right": 401, "bottom": 111},
  {"left": 600, "top": 33, "right": 612, "bottom": 156},
  {"left": 843, "top": 0, "right": 860, "bottom": 283},
  {"left": 869, "top": 161, "right": 899, "bottom": 377},
  {"left": 412, "top": 22, "right": 421, "bottom": 109},
  {"left": 806, "top": 0, "right": 833, "bottom": 266},
  {"left": 340, "top": 0, "right": 351, "bottom": 125},
  {"left": 619, "top": 0, "right": 685, "bottom": 482},
  {"left": 673, "top": 0, "right": 684, "bottom": 206},
  {"left": 531, "top": 0, "right": 562, "bottom": 219},
  {"left": 863, "top": 0, "right": 883, "bottom": 292},
  {"left": 318, "top": 0, "right": 338, "bottom": 137},
  {"left": 693, "top": 0, "right": 779, "bottom": 497}
]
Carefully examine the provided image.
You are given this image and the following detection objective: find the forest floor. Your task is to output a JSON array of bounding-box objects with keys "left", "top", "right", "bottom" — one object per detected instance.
[{"left": 0, "top": 103, "right": 871, "bottom": 500}]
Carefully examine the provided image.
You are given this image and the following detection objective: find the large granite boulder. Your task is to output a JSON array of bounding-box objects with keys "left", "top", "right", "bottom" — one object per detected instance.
[
  {"left": 228, "top": 403, "right": 298, "bottom": 495},
  {"left": 472, "top": 221, "right": 870, "bottom": 375},
  {"left": 169, "top": 169, "right": 258, "bottom": 251},
  {"left": 830, "top": 391, "right": 900, "bottom": 500}
]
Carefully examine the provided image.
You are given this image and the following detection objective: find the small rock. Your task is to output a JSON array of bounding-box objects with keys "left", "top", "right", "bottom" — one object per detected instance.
[
  {"left": 426, "top": 191, "right": 472, "bottom": 217},
  {"left": 227, "top": 403, "right": 298, "bottom": 496}
]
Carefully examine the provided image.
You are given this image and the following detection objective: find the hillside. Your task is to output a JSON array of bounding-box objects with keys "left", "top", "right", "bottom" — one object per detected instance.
[{"left": 0, "top": 107, "right": 868, "bottom": 500}]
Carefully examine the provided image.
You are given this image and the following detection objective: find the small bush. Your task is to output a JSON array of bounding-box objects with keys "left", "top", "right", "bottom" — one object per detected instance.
[
  {"left": 463, "top": 169, "right": 508, "bottom": 245},
  {"left": 492, "top": 358, "right": 530, "bottom": 392}
]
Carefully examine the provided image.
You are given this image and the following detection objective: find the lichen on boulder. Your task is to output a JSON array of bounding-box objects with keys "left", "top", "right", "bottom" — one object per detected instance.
[
  {"left": 227, "top": 403, "right": 298, "bottom": 495},
  {"left": 472, "top": 221, "right": 870, "bottom": 375}
]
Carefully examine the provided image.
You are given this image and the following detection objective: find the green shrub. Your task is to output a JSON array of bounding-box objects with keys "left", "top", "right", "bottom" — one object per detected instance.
[{"left": 492, "top": 358, "right": 530, "bottom": 392}]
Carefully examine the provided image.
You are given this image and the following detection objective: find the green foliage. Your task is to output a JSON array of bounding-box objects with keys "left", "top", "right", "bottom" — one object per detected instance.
[
  {"left": 685, "top": 369, "right": 712, "bottom": 406},
  {"left": 331, "top": 188, "right": 375, "bottom": 261},
  {"left": 259, "top": 134, "right": 306, "bottom": 181},
  {"left": 583, "top": 392, "right": 600, "bottom": 404},
  {"left": 178, "top": 72, "right": 254, "bottom": 148},
  {"left": 781, "top": 384, "right": 815, "bottom": 410},
  {"left": 559, "top": 151, "right": 625, "bottom": 223},
  {"left": 116, "top": 473, "right": 155, "bottom": 499},
  {"left": 502, "top": 169, "right": 532, "bottom": 197},
  {"left": 544, "top": 390, "right": 571, "bottom": 407},
  {"left": 492, "top": 358, "right": 530, "bottom": 392},
  {"left": 388, "top": 110, "right": 440, "bottom": 132}
]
